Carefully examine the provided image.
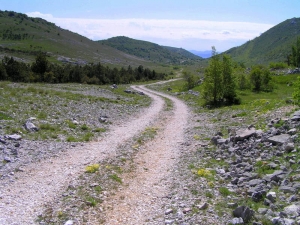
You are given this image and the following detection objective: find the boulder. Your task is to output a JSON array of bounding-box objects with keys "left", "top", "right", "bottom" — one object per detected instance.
[
  {"left": 24, "top": 120, "right": 39, "bottom": 132},
  {"left": 124, "top": 89, "right": 132, "bottom": 94},
  {"left": 252, "top": 191, "right": 264, "bottom": 202},
  {"left": 7, "top": 134, "right": 22, "bottom": 141},
  {"left": 287, "top": 128, "right": 297, "bottom": 135},
  {"left": 279, "top": 186, "right": 296, "bottom": 193},
  {"left": 64, "top": 220, "right": 74, "bottom": 225},
  {"left": 272, "top": 217, "right": 295, "bottom": 225},
  {"left": 99, "top": 116, "right": 108, "bottom": 123},
  {"left": 284, "top": 143, "right": 295, "bottom": 152},
  {"left": 234, "top": 128, "right": 256, "bottom": 142},
  {"left": 248, "top": 179, "right": 265, "bottom": 187},
  {"left": 266, "top": 192, "right": 276, "bottom": 203},
  {"left": 267, "top": 134, "right": 291, "bottom": 145},
  {"left": 283, "top": 204, "right": 300, "bottom": 217},
  {"left": 263, "top": 170, "right": 287, "bottom": 183},
  {"left": 291, "top": 110, "right": 300, "bottom": 121},
  {"left": 233, "top": 206, "right": 254, "bottom": 223},
  {"left": 229, "top": 217, "right": 244, "bottom": 225},
  {"left": 257, "top": 208, "right": 268, "bottom": 214}
]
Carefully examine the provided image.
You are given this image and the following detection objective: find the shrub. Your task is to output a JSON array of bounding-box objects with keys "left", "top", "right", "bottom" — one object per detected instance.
[
  {"left": 197, "top": 168, "right": 212, "bottom": 178},
  {"left": 81, "top": 124, "right": 89, "bottom": 131},
  {"left": 85, "top": 164, "right": 100, "bottom": 173},
  {"left": 269, "top": 62, "right": 288, "bottom": 69}
]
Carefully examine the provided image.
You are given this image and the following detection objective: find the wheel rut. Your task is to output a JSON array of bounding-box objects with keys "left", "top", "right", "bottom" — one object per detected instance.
[
  {"left": 0, "top": 83, "right": 189, "bottom": 225},
  {"left": 104, "top": 85, "right": 189, "bottom": 224}
]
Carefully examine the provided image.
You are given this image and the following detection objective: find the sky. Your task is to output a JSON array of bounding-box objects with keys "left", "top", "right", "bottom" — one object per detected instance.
[{"left": 1, "top": 0, "right": 299, "bottom": 52}]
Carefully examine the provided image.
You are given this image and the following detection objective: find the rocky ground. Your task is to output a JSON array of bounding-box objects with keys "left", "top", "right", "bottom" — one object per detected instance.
[
  {"left": 0, "top": 82, "right": 150, "bottom": 179},
  {"left": 0, "top": 80, "right": 299, "bottom": 225}
]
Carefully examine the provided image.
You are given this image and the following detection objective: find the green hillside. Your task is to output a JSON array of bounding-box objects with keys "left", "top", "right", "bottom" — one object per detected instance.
[
  {"left": 225, "top": 17, "right": 300, "bottom": 66},
  {"left": 0, "top": 10, "right": 153, "bottom": 67},
  {"left": 98, "top": 36, "right": 202, "bottom": 65}
]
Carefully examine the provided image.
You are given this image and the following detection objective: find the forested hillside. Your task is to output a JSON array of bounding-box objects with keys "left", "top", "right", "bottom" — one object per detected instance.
[
  {"left": 98, "top": 36, "right": 202, "bottom": 65},
  {"left": 225, "top": 17, "right": 300, "bottom": 66}
]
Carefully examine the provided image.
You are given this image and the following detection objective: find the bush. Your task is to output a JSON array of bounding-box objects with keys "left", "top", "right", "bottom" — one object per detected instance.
[
  {"left": 85, "top": 164, "right": 100, "bottom": 173},
  {"left": 269, "top": 62, "right": 288, "bottom": 69},
  {"left": 250, "top": 66, "right": 274, "bottom": 92},
  {"left": 197, "top": 168, "right": 212, "bottom": 178}
]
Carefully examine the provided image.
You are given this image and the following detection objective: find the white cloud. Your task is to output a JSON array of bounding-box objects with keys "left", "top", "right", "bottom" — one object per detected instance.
[
  {"left": 26, "top": 12, "right": 274, "bottom": 51},
  {"left": 26, "top": 11, "right": 53, "bottom": 20}
]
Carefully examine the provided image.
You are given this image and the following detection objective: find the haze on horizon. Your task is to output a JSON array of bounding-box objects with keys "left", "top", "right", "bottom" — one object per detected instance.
[{"left": 1, "top": 0, "right": 299, "bottom": 52}]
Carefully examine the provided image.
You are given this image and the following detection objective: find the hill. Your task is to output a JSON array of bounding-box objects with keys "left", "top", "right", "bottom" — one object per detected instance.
[
  {"left": 98, "top": 36, "right": 202, "bottom": 65},
  {"left": 224, "top": 17, "right": 300, "bottom": 66},
  {"left": 0, "top": 10, "right": 152, "bottom": 67}
]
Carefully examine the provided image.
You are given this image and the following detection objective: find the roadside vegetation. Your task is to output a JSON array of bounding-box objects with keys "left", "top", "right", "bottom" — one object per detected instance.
[{"left": 0, "top": 81, "right": 151, "bottom": 141}]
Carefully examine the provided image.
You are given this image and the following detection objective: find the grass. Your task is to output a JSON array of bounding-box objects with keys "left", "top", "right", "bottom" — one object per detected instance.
[
  {"left": 134, "top": 126, "right": 159, "bottom": 146},
  {"left": 109, "top": 174, "right": 122, "bottom": 183},
  {"left": 39, "top": 123, "right": 57, "bottom": 131},
  {"left": 0, "top": 11, "right": 167, "bottom": 69},
  {"left": 0, "top": 112, "right": 12, "bottom": 120},
  {"left": 93, "top": 127, "right": 106, "bottom": 133},
  {"left": 0, "top": 81, "right": 150, "bottom": 141},
  {"left": 219, "top": 187, "right": 231, "bottom": 197}
]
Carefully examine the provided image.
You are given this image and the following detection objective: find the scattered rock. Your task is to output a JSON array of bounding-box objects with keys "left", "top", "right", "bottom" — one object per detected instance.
[
  {"left": 197, "top": 202, "right": 209, "bottom": 210},
  {"left": 229, "top": 217, "right": 244, "bottom": 225},
  {"left": 165, "top": 208, "right": 173, "bottom": 215},
  {"left": 7, "top": 134, "right": 22, "bottom": 141},
  {"left": 267, "top": 134, "right": 291, "bottom": 145},
  {"left": 64, "top": 220, "right": 74, "bottom": 225},
  {"left": 24, "top": 120, "right": 39, "bottom": 132},
  {"left": 233, "top": 206, "right": 254, "bottom": 223},
  {"left": 234, "top": 127, "right": 256, "bottom": 142},
  {"left": 283, "top": 204, "right": 300, "bottom": 217}
]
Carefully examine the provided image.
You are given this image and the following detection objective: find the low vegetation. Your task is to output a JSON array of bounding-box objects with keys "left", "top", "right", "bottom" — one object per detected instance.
[{"left": 0, "top": 81, "right": 150, "bottom": 141}]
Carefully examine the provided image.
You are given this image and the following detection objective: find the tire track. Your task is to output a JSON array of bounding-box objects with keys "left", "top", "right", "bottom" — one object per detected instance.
[
  {"left": 104, "top": 85, "right": 189, "bottom": 224},
  {"left": 0, "top": 87, "right": 166, "bottom": 224}
]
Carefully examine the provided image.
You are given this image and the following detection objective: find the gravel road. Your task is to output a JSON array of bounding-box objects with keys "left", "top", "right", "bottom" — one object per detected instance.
[
  {"left": 0, "top": 82, "right": 189, "bottom": 224},
  {"left": 104, "top": 85, "right": 189, "bottom": 224}
]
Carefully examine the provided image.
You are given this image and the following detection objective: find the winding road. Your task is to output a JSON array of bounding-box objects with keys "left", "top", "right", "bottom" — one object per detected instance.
[{"left": 0, "top": 83, "right": 189, "bottom": 224}]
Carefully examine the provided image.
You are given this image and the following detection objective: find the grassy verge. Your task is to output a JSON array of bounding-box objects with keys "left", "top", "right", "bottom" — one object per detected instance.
[{"left": 0, "top": 81, "right": 151, "bottom": 141}]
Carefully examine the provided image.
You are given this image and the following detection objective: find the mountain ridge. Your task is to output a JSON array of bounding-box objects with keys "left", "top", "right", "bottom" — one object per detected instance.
[
  {"left": 98, "top": 36, "right": 202, "bottom": 65},
  {"left": 224, "top": 17, "right": 300, "bottom": 66}
]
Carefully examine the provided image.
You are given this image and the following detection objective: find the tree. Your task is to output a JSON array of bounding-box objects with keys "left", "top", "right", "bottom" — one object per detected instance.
[
  {"left": 202, "top": 47, "right": 223, "bottom": 105},
  {"left": 0, "top": 63, "right": 7, "bottom": 80},
  {"left": 183, "top": 71, "right": 197, "bottom": 90},
  {"left": 293, "top": 76, "right": 300, "bottom": 105},
  {"left": 31, "top": 53, "right": 49, "bottom": 77},
  {"left": 250, "top": 66, "right": 262, "bottom": 92},
  {"left": 250, "top": 66, "right": 273, "bottom": 92},
  {"left": 291, "top": 37, "right": 300, "bottom": 67},
  {"left": 222, "top": 54, "right": 236, "bottom": 103},
  {"left": 202, "top": 47, "right": 238, "bottom": 106}
]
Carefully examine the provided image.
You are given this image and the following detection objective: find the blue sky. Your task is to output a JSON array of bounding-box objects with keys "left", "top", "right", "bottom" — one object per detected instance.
[{"left": 1, "top": 0, "right": 299, "bottom": 51}]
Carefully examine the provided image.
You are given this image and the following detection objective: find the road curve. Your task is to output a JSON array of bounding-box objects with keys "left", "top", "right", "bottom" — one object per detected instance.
[
  {"left": 104, "top": 85, "right": 189, "bottom": 224},
  {"left": 0, "top": 85, "right": 167, "bottom": 224}
]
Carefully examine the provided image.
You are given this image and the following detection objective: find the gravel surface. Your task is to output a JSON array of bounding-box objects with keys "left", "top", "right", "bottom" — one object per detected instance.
[
  {"left": 0, "top": 80, "right": 297, "bottom": 225},
  {"left": 0, "top": 84, "right": 164, "bottom": 224},
  {"left": 104, "top": 85, "right": 189, "bottom": 224}
]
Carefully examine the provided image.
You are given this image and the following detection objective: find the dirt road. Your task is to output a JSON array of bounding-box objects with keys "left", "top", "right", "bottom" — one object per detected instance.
[{"left": 0, "top": 83, "right": 189, "bottom": 224}]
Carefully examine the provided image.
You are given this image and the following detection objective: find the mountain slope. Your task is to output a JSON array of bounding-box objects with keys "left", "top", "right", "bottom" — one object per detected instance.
[
  {"left": 224, "top": 17, "right": 300, "bottom": 66},
  {"left": 0, "top": 10, "right": 150, "bottom": 67},
  {"left": 98, "top": 36, "right": 202, "bottom": 65}
]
